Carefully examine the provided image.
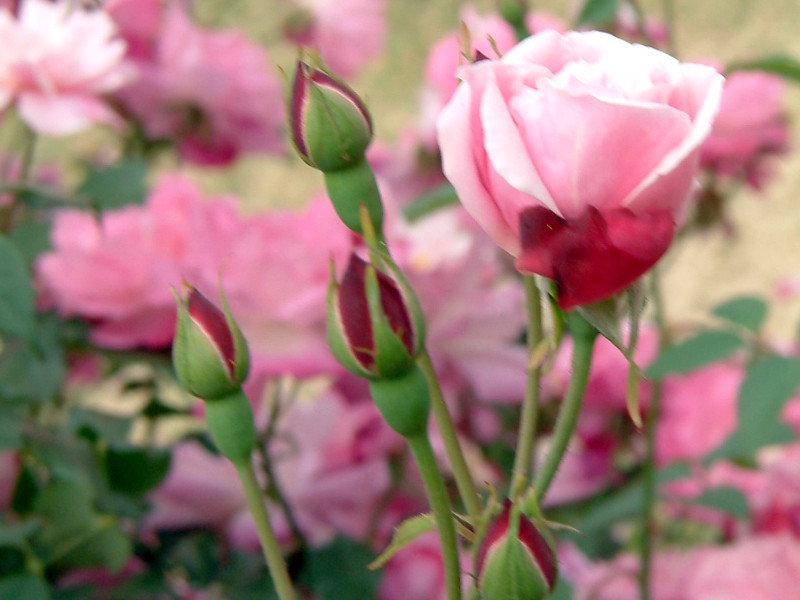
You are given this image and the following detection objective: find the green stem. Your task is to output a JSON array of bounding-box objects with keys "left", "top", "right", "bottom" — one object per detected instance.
[
  {"left": 233, "top": 460, "right": 299, "bottom": 600},
  {"left": 407, "top": 433, "right": 462, "bottom": 600},
  {"left": 418, "top": 350, "right": 481, "bottom": 518},
  {"left": 639, "top": 268, "right": 668, "bottom": 600},
  {"left": 533, "top": 313, "right": 597, "bottom": 502},
  {"left": 510, "top": 276, "right": 543, "bottom": 498}
]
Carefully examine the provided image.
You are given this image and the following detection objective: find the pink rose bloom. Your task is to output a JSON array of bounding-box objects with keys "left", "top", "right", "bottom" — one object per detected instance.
[
  {"left": 419, "top": 6, "right": 517, "bottom": 149},
  {"left": 37, "top": 176, "right": 353, "bottom": 379},
  {"left": 563, "top": 535, "right": 800, "bottom": 600},
  {"left": 684, "top": 534, "right": 800, "bottom": 599},
  {"left": 437, "top": 30, "right": 723, "bottom": 309},
  {"left": 0, "top": 0, "right": 131, "bottom": 136},
  {"left": 105, "top": 0, "right": 162, "bottom": 61},
  {"left": 656, "top": 363, "right": 743, "bottom": 465},
  {"left": 284, "top": 0, "right": 385, "bottom": 78},
  {"left": 700, "top": 69, "right": 789, "bottom": 188},
  {"left": 116, "top": 7, "right": 284, "bottom": 165}
]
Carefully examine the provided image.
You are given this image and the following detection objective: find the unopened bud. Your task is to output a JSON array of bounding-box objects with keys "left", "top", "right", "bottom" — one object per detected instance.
[
  {"left": 327, "top": 254, "right": 425, "bottom": 379},
  {"left": 172, "top": 285, "right": 250, "bottom": 400},
  {"left": 477, "top": 500, "right": 558, "bottom": 600}
]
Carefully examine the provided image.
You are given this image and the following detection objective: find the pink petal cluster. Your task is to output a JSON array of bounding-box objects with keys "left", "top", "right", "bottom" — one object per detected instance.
[
  {"left": 563, "top": 535, "right": 800, "bottom": 600},
  {"left": 700, "top": 69, "right": 790, "bottom": 188},
  {"left": 283, "top": 0, "right": 385, "bottom": 78},
  {"left": 0, "top": 0, "right": 131, "bottom": 136},
  {"left": 36, "top": 175, "right": 352, "bottom": 379},
  {"left": 437, "top": 30, "right": 724, "bottom": 309},
  {"left": 113, "top": 5, "right": 285, "bottom": 165}
]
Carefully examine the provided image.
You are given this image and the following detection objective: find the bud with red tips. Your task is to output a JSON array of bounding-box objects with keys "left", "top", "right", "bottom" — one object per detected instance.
[
  {"left": 172, "top": 285, "right": 250, "bottom": 400},
  {"left": 477, "top": 500, "right": 558, "bottom": 600},
  {"left": 289, "top": 60, "right": 383, "bottom": 235},
  {"left": 327, "top": 253, "right": 425, "bottom": 380},
  {"left": 289, "top": 60, "right": 373, "bottom": 172}
]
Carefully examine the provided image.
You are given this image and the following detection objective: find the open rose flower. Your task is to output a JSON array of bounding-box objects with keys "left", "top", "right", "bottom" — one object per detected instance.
[
  {"left": 0, "top": 0, "right": 131, "bottom": 136},
  {"left": 437, "top": 31, "right": 723, "bottom": 309}
]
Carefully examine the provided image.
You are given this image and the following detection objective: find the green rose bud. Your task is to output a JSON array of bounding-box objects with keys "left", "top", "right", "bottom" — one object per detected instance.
[
  {"left": 172, "top": 285, "right": 250, "bottom": 400},
  {"left": 289, "top": 60, "right": 373, "bottom": 172},
  {"left": 327, "top": 253, "right": 425, "bottom": 380},
  {"left": 477, "top": 500, "right": 558, "bottom": 600}
]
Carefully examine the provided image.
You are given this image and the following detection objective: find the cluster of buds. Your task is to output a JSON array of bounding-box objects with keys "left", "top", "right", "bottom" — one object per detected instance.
[
  {"left": 172, "top": 285, "right": 255, "bottom": 463},
  {"left": 289, "top": 60, "right": 383, "bottom": 236},
  {"left": 327, "top": 253, "right": 430, "bottom": 438},
  {"left": 476, "top": 500, "right": 559, "bottom": 600}
]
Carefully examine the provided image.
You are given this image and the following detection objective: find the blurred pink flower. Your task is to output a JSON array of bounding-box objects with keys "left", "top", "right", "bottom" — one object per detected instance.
[
  {"left": 700, "top": 69, "right": 790, "bottom": 188},
  {"left": 105, "top": 0, "right": 162, "bottom": 61},
  {"left": 387, "top": 204, "right": 528, "bottom": 404},
  {"left": 148, "top": 383, "right": 391, "bottom": 548},
  {"left": 0, "top": 0, "right": 131, "bottom": 136},
  {"left": 284, "top": 0, "right": 385, "bottom": 78},
  {"left": 563, "top": 534, "right": 800, "bottom": 600},
  {"left": 115, "top": 6, "right": 284, "bottom": 165},
  {"left": 378, "top": 530, "right": 472, "bottom": 600},
  {"left": 656, "top": 363, "right": 744, "bottom": 465},
  {"left": 37, "top": 176, "right": 353, "bottom": 379}
]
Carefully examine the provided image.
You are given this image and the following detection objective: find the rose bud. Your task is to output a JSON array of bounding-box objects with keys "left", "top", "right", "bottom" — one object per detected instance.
[
  {"left": 476, "top": 500, "right": 558, "bottom": 600},
  {"left": 172, "top": 285, "right": 250, "bottom": 400},
  {"left": 289, "top": 60, "right": 383, "bottom": 235},
  {"left": 327, "top": 253, "right": 425, "bottom": 380},
  {"left": 289, "top": 60, "right": 373, "bottom": 172}
]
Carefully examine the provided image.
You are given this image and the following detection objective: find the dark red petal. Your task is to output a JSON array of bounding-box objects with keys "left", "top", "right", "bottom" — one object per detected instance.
[
  {"left": 187, "top": 288, "right": 236, "bottom": 379},
  {"left": 289, "top": 61, "right": 312, "bottom": 161},
  {"left": 517, "top": 511, "right": 558, "bottom": 590},
  {"left": 476, "top": 499, "right": 513, "bottom": 576},
  {"left": 516, "top": 206, "right": 675, "bottom": 310},
  {"left": 338, "top": 254, "right": 415, "bottom": 369},
  {"left": 339, "top": 254, "right": 375, "bottom": 369}
]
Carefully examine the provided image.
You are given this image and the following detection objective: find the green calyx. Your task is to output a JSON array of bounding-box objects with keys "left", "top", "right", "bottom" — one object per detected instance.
[
  {"left": 323, "top": 160, "right": 384, "bottom": 236},
  {"left": 203, "top": 389, "right": 257, "bottom": 463},
  {"left": 369, "top": 365, "right": 431, "bottom": 438}
]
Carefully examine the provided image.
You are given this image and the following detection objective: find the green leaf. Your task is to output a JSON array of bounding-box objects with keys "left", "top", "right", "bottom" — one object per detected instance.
[
  {"left": 645, "top": 331, "right": 743, "bottom": 379},
  {"left": 8, "top": 220, "right": 51, "bottom": 269},
  {"left": 66, "top": 521, "right": 132, "bottom": 573},
  {"left": 77, "top": 159, "right": 148, "bottom": 210},
  {"left": 693, "top": 487, "right": 750, "bottom": 519},
  {"left": 727, "top": 54, "right": 800, "bottom": 83},
  {"left": 368, "top": 513, "right": 435, "bottom": 570},
  {"left": 301, "top": 538, "right": 380, "bottom": 600},
  {"left": 0, "top": 315, "right": 66, "bottom": 405},
  {"left": 576, "top": 298, "right": 624, "bottom": 355},
  {"left": 105, "top": 445, "right": 171, "bottom": 496},
  {"left": 575, "top": 0, "right": 619, "bottom": 26},
  {"left": 0, "top": 234, "right": 35, "bottom": 339},
  {"left": 712, "top": 296, "right": 767, "bottom": 333},
  {"left": 403, "top": 184, "right": 458, "bottom": 222},
  {"left": 0, "top": 573, "right": 50, "bottom": 600},
  {"left": 0, "top": 519, "right": 40, "bottom": 547},
  {"left": 709, "top": 356, "right": 800, "bottom": 461}
]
